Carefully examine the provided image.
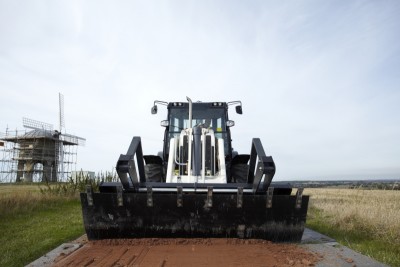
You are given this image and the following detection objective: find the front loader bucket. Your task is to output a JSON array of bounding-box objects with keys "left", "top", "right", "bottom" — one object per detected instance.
[{"left": 80, "top": 188, "right": 309, "bottom": 242}]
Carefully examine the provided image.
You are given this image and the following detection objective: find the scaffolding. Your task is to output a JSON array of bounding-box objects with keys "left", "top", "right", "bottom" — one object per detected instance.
[{"left": 0, "top": 128, "right": 80, "bottom": 183}]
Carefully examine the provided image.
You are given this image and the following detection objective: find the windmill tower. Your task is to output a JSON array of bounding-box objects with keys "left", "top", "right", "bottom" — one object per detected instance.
[{"left": 1, "top": 93, "right": 85, "bottom": 182}]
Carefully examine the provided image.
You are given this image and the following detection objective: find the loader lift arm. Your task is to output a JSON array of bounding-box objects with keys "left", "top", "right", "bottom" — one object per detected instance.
[
  {"left": 248, "top": 138, "right": 276, "bottom": 193},
  {"left": 116, "top": 136, "right": 146, "bottom": 190},
  {"left": 116, "top": 136, "right": 277, "bottom": 194}
]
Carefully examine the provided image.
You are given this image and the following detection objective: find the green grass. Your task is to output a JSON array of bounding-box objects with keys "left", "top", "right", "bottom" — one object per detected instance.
[
  {"left": 0, "top": 184, "right": 84, "bottom": 267},
  {"left": 306, "top": 188, "right": 400, "bottom": 267}
]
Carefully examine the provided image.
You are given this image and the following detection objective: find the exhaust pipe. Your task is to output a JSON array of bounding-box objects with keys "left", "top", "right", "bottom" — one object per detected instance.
[{"left": 187, "top": 96, "right": 192, "bottom": 129}]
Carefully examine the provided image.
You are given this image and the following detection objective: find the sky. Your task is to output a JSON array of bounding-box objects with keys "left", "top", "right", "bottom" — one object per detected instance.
[{"left": 0, "top": 1, "right": 399, "bottom": 181}]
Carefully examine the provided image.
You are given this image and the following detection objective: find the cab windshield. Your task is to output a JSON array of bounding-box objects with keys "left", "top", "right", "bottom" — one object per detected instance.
[{"left": 167, "top": 104, "right": 229, "bottom": 154}]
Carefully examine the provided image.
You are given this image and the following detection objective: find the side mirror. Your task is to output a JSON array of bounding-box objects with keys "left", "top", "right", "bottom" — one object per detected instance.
[
  {"left": 226, "top": 120, "right": 235, "bottom": 127},
  {"left": 235, "top": 105, "right": 243, "bottom": 114},
  {"left": 151, "top": 105, "right": 158, "bottom": 114}
]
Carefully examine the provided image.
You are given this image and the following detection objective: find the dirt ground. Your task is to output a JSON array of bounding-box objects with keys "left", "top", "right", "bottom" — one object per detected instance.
[{"left": 53, "top": 237, "right": 321, "bottom": 267}]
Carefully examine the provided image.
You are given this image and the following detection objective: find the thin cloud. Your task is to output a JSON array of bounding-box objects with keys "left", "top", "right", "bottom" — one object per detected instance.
[{"left": 0, "top": 1, "right": 399, "bottom": 180}]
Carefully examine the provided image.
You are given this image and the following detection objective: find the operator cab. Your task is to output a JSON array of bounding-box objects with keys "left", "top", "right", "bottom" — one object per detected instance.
[
  {"left": 151, "top": 99, "right": 244, "bottom": 183},
  {"left": 164, "top": 102, "right": 232, "bottom": 158}
]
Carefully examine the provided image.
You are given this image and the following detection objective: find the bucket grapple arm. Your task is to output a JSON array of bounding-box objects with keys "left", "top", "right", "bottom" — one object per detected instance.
[
  {"left": 248, "top": 138, "right": 276, "bottom": 193},
  {"left": 116, "top": 137, "right": 145, "bottom": 190}
]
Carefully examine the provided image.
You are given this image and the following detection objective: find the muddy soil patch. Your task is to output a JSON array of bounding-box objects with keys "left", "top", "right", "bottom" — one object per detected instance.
[{"left": 54, "top": 238, "right": 321, "bottom": 267}]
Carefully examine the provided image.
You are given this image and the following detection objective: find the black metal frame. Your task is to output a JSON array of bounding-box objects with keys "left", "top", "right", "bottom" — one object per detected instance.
[
  {"left": 247, "top": 138, "right": 276, "bottom": 193},
  {"left": 81, "top": 187, "right": 309, "bottom": 241},
  {"left": 116, "top": 136, "right": 145, "bottom": 190}
]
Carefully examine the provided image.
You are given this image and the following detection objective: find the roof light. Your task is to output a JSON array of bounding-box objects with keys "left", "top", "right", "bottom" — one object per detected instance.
[{"left": 212, "top": 102, "right": 223, "bottom": 107}]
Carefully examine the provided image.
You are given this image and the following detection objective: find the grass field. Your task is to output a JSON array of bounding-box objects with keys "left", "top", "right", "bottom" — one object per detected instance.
[
  {"left": 0, "top": 184, "right": 83, "bottom": 267},
  {"left": 305, "top": 188, "right": 400, "bottom": 267}
]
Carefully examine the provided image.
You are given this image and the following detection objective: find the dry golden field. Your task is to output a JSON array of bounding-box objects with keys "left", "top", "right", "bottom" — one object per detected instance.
[
  {"left": 0, "top": 184, "right": 63, "bottom": 216},
  {"left": 305, "top": 188, "right": 400, "bottom": 266},
  {"left": 305, "top": 188, "right": 400, "bottom": 243}
]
